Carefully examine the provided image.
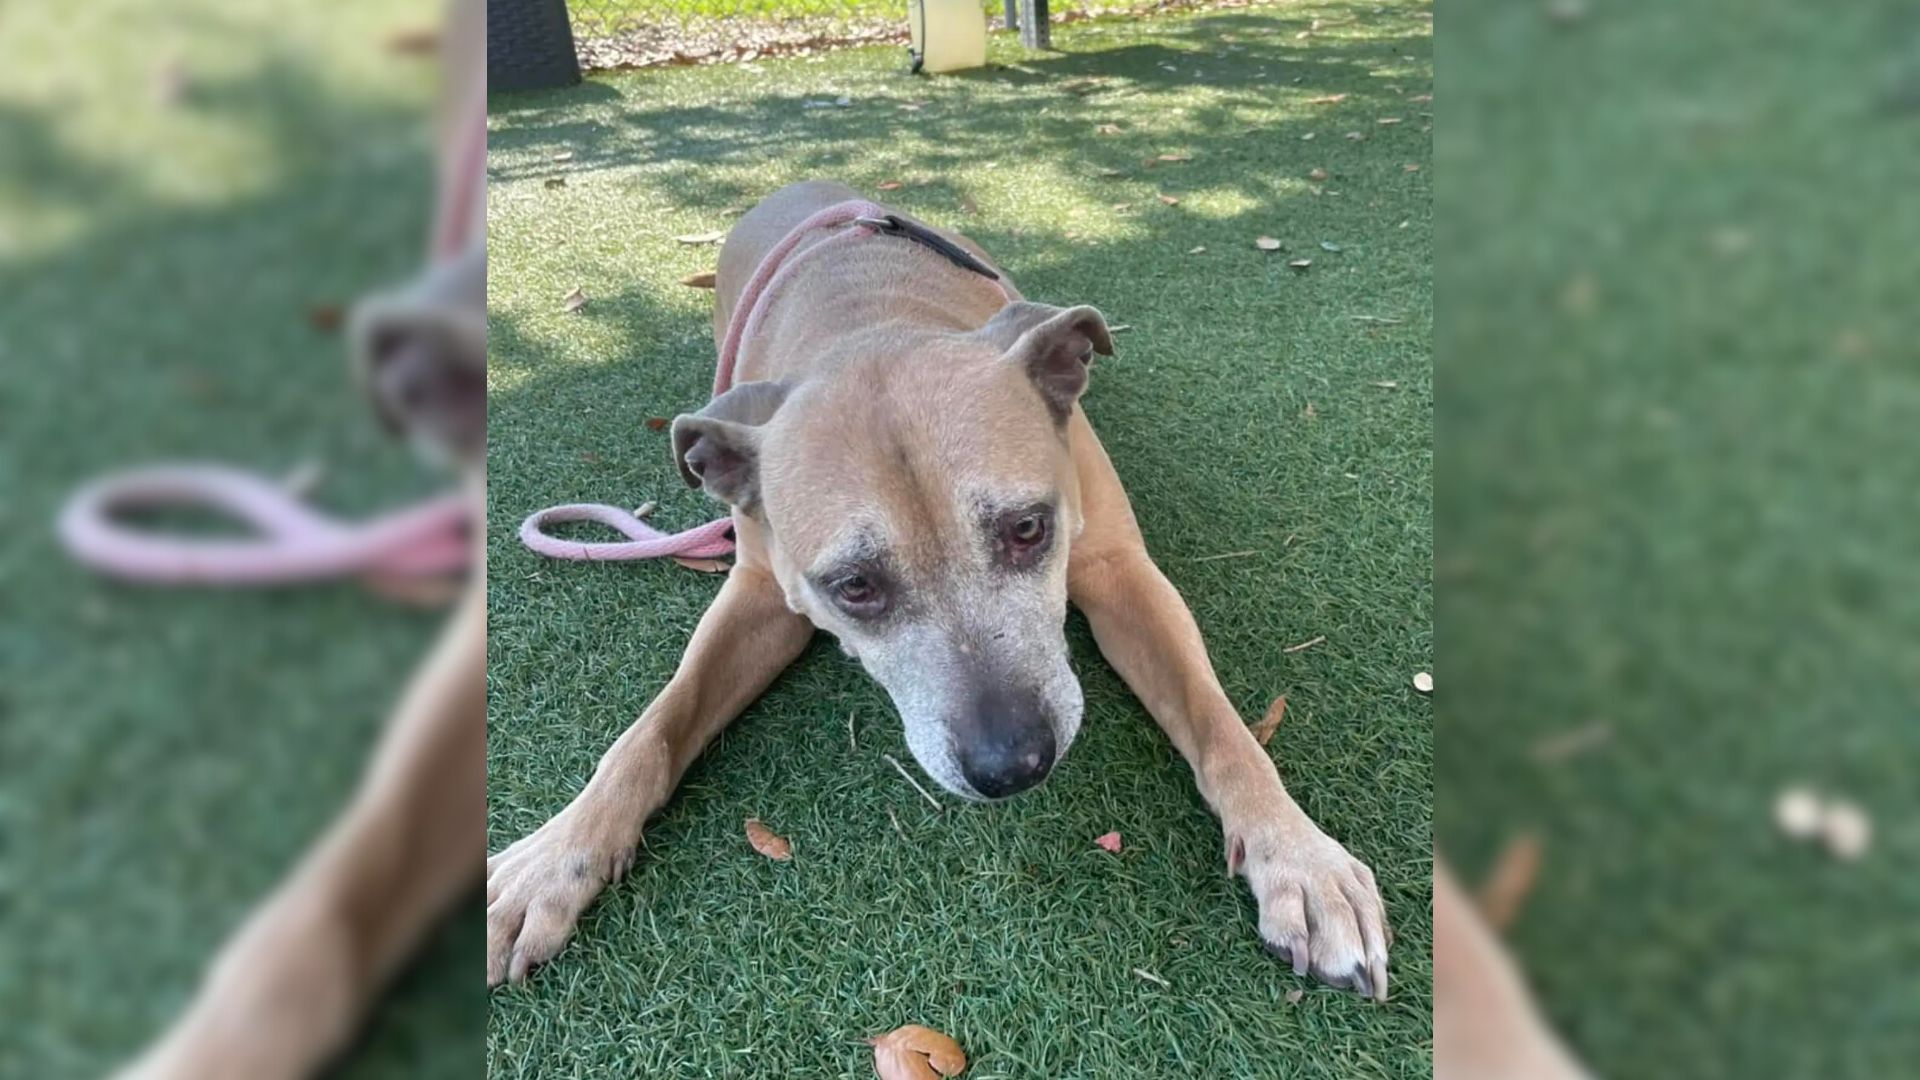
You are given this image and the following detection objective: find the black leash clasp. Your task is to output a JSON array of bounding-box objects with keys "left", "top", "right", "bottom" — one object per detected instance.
[{"left": 854, "top": 214, "right": 1002, "bottom": 282}]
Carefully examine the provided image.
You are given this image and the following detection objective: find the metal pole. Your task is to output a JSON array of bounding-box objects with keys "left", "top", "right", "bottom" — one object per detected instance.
[
  {"left": 1018, "top": 0, "right": 1049, "bottom": 49},
  {"left": 1004, "top": 0, "right": 1019, "bottom": 31}
]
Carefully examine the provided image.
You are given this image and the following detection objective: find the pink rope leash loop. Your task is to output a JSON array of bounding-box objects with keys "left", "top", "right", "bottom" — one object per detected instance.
[
  {"left": 58, "top": 464, "right": 469, "bottom": 586},
  {"left": 517, "top": 504, "right": 735, "bottom": 562}
]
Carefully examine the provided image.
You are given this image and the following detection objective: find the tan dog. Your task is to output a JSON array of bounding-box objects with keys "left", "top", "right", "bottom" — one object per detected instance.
[
  {"left": 109, "top": 7, "right": 486, "bottom": 1076},
  {"left": 487, "top": 180, "right": 1392, "bottom": 998}
]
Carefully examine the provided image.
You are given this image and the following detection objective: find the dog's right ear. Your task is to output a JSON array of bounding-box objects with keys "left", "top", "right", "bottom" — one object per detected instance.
[{"left": 670, "top": 380, "right": 792, "bottom": 510}]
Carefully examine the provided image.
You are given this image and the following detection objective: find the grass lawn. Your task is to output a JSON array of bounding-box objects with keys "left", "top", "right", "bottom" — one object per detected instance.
[
  {"left": 1439, "top": 1, "right": 1920, "bottom": 1077},
  {"left": 487, "top": 2, "right": 1431, "bottom": 1077},
  {"left": 0, "top": 2, "right": 479, "bottom": 1077}
]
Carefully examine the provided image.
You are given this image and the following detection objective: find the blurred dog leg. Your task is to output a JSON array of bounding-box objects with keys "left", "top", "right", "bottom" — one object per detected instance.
[
  {"left": 112, "top": 575, "right": 483, "bottom": 1080},
  {"left": 1435, "top": 856, "right": 1594, "bottom": 1080}
]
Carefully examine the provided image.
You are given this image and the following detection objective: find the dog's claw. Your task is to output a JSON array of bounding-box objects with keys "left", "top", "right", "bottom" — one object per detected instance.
[
  {"left": 486, "top": 810, "right": 636, "bottom": 989},
  {"left": 1237, "top": 817, "right": 1391, "bottom": 1002}
]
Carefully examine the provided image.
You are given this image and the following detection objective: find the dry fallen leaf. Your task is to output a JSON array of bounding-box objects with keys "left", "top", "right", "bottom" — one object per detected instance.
[
  {"left": 1306, "top": 93, "right": 1349, "bottom": 105},
  {"left": 1288, "top": 258, "right": 1313, "bottom": 270},
  {"left": 673, "top": 557, "right": 732, "bottom": 574},
  {"left": 1157, "top": 152, "right": 1192, "bottom": 163},
  {"left": 1095, "top": 122, "right": 1124, "bottom": 135},
  {"left": 561, "top": 287, "right": 587, "bottom": 313},
  {"left": 1308, "top": 167, "right": 1329, "bottom": 182},
  {"left": 305, "top": 304, "right": 343, "bottom": 333},
  {"left": 1095, "top": 831, "right": 1123, "bottom": 853},
  {"left": 644, "top": 416, "right": 670, "bottom": 431},
  {"left": 1251, "top": 695, "right": 1287, "bottom": 745},
  {"left": 1377, "top": 116, "right": 1403, "bottom": 125},
  {"left": 552, "top": 150, "right": 575, "bottom": 162},
  {"left": 1255, "top": 236, "right": 1284, "bottom": 251},
  {"left": 1477, "top": 832, "right": 1542, "bottom": 930},
  {"left": 681, "top": 270, "right": 718, "bottom": 289},
  {"left": 1301, "top": 131, "right": 1317, "bottom": 141},
  {"left": 869, "top": 1024, "right": 967, "bottom": 1080},
  {"left": 1409, "top": 93, "right": 1434, "bottom": 103},
  {"left": 744, "top": 817, "right": 792, "bottom": 860},
  {"left": 1403, "top": 163, "right": 1421, "bottom": 173},
  {"left": 674, "top": 230, "right": 726, "bottom": 245},
  {"left": 1188, "top": 245, "right": 1207, "bottom": 255},
  {"left": 877, "top": 179, "right": 904, "bottom": 191},
  {"left": 1157, "top": 193, "right": 1181, "bottom": 206},
  {"left": 1371, "top": 380, "right": 1399, "bottom": 389},
  {"left": 1345, "top": 131, "right": 1367, "bottom": 141}
]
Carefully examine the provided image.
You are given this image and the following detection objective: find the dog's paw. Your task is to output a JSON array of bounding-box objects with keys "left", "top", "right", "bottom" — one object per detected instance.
[
  {"left": 1229, "top": 817, "right": 1391, "bottom": 1001},
  {"left": 487, "top": 810, "right": 638, "bottom": 988}
]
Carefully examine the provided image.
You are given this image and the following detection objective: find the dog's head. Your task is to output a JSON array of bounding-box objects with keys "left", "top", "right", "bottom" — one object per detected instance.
[
  {"left": 349, "top": 243, "right": 487, "bottom": 472},
  {"left": 673, "top": 302, "right": 1112, "bottom": 801}
]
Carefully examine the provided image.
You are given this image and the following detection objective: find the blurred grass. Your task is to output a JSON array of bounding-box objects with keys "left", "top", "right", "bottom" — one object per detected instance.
[
  {"left": 1439, "top": 0, "right": 1920, "bottom": 1077},
  {"left": 0, "top": 1, "right": 479, "bottom": 1078},
  {"left": 488, "top": 3, "right": 1431, "bottom": 1077}
]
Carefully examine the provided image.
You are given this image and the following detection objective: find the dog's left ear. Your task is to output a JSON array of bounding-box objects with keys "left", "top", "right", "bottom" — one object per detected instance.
[
  {"left": 671, "top": 379, "right": 791, "bottom": 511},
  {"left": 977, "top": 302, "right": 1114, "bottom": 422}
]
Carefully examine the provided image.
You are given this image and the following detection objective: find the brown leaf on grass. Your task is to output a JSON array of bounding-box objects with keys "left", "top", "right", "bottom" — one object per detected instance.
[
  {"left": 1250, "top": 695, "right": 1287, "bottom": 745},
  {"left": 1308, "top": 167, "right": 1329, "bottom": 181},
  {"left": 1377, "top": 116, "right": 1403, "bottom": 125},
  {"left": 644, "top": 416, "right": 670, "bottom": 431},
  {"left": 869, "top": 1024, "right": 967, "bottom": 1080},
  {"left": 1095, "top": 831, "right": 1123, "bottom": 853},
  {"left": 681, "top": 270, "right": 718, "bottom": 288},
  {"left": 1305, "top": 93, "right": 1348, "bottom": 105},
  {"left": 744, "top": 817, "right": 792, "bottom": 860},
  {"left": 1476, "top": 832, "right": 1541, "bottom": 931},
  {"left": 899, "top": 101, "right": 928, "bottom": 112},
  {"left": 561, "top": 286, "right": 587, "bottom": 313},
  {"left": 1095, "top": 122, "right": 1124, "bottom": 135},
  {"left": 1157, "top": 193, "right": 1181, "bottom": 206},
  {"left": 674, "top": 229, "right": 726, "bottom": 245},
  {"left": 1157, "top": 152, "right": 1193, "bottom": 162},
  {"left": 305, "top": 304, "right": 343, "bottom": 333},
  {"left": 674, "top": 557, "right": 732, "bottom": 573},
  {"left": 877, "top": 179, "right": 904, "bottom": 191},
  {"left": 1255, "top": 236, "right": 1284, "bottom": 251}
]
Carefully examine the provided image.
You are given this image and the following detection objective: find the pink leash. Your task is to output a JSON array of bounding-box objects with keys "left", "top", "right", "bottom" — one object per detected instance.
[
  {"left": 55, "top": 90, "right": 487, "bottom": 588},
  {"left": 520, "top": 198, "right": 1016, "bottom": 566}
]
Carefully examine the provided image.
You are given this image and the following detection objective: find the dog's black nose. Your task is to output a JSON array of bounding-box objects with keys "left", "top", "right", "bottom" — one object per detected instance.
[{"left": 954, "top": 686, "right": 1057, "bottom": 799}]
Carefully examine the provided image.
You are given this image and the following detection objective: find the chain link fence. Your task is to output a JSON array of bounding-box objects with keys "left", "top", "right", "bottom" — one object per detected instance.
[{"left": 566, "top": 0, "right": 1189, "bottom": 70}]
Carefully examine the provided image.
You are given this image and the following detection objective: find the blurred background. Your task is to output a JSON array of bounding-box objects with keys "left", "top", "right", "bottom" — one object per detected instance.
[
  {"left": 0, "top": 1, "right": 480, "bottom": 1077},
  {"left": 1440, "top": 0, "right": 1919, "bottom": 1077}
]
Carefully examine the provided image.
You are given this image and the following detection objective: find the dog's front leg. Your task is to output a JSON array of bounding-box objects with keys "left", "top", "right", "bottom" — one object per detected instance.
[
  {"left": 487, "top": 550, "right": 813, "bottom": 986},
  {"left": 1065, "top": 416, "right": 1391, "bottom": 1000}
]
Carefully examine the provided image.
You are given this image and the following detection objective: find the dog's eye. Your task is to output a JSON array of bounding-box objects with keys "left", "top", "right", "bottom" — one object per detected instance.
[
  {"left": 832, "top": 574, "right": 886, "bottom": 617},
  {"left": 1010, "top": 514, "right": 1046, "bottom": 545}
]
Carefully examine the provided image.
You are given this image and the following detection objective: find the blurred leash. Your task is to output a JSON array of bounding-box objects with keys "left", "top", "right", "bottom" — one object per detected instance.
[
  {"left": 54, "top": 100, "right": 488, "bottom": 588},
  {"left": 519, "top": 197, "right": 1014, "bottom": 565}
]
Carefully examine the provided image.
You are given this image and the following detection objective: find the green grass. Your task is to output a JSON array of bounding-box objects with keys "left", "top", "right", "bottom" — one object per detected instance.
[
  {"left": 0, "top": 2, "right": 479, "bottom": 1078},
  {"left": 487, "top": 3, "right": 1431, "bottom": 1077},
  {"left": 1438, "top": 1, "right": 1920, "bottom": 1077}
]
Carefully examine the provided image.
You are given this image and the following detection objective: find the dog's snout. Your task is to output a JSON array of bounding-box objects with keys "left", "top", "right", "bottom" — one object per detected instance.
[{"left": 954, "top": 685, "right": 1057, "bottom": 799}]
